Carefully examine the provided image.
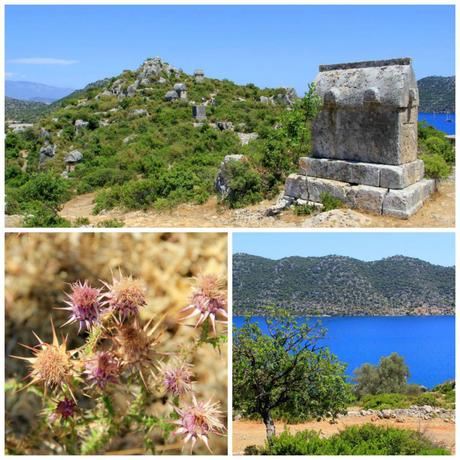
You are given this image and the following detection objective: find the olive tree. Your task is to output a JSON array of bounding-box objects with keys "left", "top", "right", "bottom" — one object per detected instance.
[
  {"left": 353, "top": 352, "right": 410, "bottom": 398},
  {"left": 233, "top": 309, "right": 352, "bottom": 441}
]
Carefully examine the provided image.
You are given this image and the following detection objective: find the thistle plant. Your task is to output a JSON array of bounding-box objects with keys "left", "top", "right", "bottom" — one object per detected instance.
[{"left": 10, "top": 272, "right": 227, "bottom": 455}]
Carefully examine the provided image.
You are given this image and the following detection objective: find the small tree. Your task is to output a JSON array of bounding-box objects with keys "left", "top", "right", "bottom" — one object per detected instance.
[
  {"left": 233, "top": 309, "right": 351, "bottom": 441},
  {"left": 353, "top": 352, "right": 410, "bottom": 398}
]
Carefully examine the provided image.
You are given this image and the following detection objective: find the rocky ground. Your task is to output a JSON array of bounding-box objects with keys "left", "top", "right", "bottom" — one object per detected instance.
[
  {"left": 4, "top": 177, "right": 454, "bottom": 229},
  {"left": 233, "top": 407, "right": 455, "bottom": 455}
]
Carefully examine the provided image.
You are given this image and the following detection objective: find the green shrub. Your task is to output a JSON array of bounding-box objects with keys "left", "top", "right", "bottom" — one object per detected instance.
[
  {"left": 224, "top": 161, "right": 263, "bottom": 208},
  {"left": 361, "top": 393, "right": 412, "bottom": 410},
  {"left": 423, "top": 136, "right": 455, "bottom": 164},
  {"left": 293, "top": 203, "right": 317, "bottom": 216},
  {"left": 19, "top": 171, "right": 70, "bottom": 208},
  {"left": 73, "top": 217, "right": 90, "bottom": 227},
  {"left": 421, "top": 154, "right": 450, "bottom": 179},
  {"left": 262, "top": 424, "right": 450, "bottom": 455},
  {"left": 96, "top": 219, "right": 124, "bottom": 228},
  {"left": 22, "top": 201, "right": 71, "bottom": 228},
  {"left": 320, "top": 192, "right": 343, "bottom": 212}
]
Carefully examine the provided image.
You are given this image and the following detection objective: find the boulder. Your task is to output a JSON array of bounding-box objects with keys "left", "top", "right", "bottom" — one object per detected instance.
[
  {"left": 65, "top": 150, "right": 83, "bottom": 163},
  {"left": 75, "top": 119, "right": 89, "bottom": 130},
  {"left": 164, "top": 90, "right": 179, "bottom": 101},
  {"left": 127, "top": 83, "right": 137, "bottom": 97},
  {"left": 174, "top": 83, "right": 187, "bottom": 92},
  {"left": 237, "top": 132, "right": 259, "bottom": 145},
  {"left": 39, "top": 142, "right": 56, "bottom": 165},
  {"left": 131, "top": 109, "right": 148, "bottom": 116},
  {"left": 216, "top": 121, "right": 234, "bottom": 131}
]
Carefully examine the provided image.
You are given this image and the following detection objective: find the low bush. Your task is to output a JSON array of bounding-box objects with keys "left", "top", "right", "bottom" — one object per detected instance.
[
  {"left": 262, "top": 424, "right": 450, "bottom": 455},
  {"left": 223, "top": 161, "right": 263, "bottom": 208},
  {"left": 360, "top": 390, "right": 454, "bottom": 411},
  {"left": 22, "top": 201, "right": 71, "bottom": 228},
  {"left": 421, "top": 154, "right": 450, "bottom": 179},
  {"left": 320, "top": 192, "right": 343, "bottom": 211},
  {"left": 293, "top": 203, "right": 317, "bottom": 216}
]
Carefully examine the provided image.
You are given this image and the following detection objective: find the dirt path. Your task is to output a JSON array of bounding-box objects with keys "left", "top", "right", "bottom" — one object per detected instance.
[
  {"left": 5, "top": 179, "right": 452, "bottom": 228},
  {"left": 233, "top": 416, "right": 455, "bottom": 454}
]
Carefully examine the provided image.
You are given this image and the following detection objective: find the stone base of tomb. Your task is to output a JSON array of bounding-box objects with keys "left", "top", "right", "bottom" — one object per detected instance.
[{"left": 284, "top": 172, "right": 435, "bottom": 219}]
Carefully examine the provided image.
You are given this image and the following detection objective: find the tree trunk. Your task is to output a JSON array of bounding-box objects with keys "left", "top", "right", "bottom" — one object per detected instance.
[{"left": 263, "top": 412, "right": 276, "bottom": 442}]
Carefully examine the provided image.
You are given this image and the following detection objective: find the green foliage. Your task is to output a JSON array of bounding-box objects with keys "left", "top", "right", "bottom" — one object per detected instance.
[
  {"left": 353, "top": 353, "right": 410, "bottom": 398},
  {"left": 418, "top": 121, "right": 454, "bottom": 180},
  {"left": 261, "top": 424, "right": 450, "bottom": 455},
  {"left": 320, "top": 192, "right": 343, "bottom": 211},
  {"left": 420, "top": 154, "right": 450, "bottom": 179},
  {"left": 96, "top": 218, "right": 124, "bottom": 228},
  {"left": 73, "top": 217, "right": 90, "bottom": 226},
  {"left": 223, "top": 161, "right": 263, "bottom": 208},
  {"left": 6, "top": 68, "right": 324, "bottom": 224},
  {"left": 233, "top": 253, "right": 455, "bottom": 317},
  {"left": 22, "top": 201, "right": 71, "bottom": 228},
  {"left": 293, "top": 203, "right": 316, "bottom": 216},
  {"left": 233, "top": 309, "right": 352, "bottom": 439}
]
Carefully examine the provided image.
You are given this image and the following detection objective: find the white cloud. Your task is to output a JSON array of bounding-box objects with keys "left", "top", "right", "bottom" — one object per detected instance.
[
  {"left": 8, "top": 58, "right": 79, "bottom": 65},
  {"left": 5, "top": 72, "right": 16, "bottom": 78}
]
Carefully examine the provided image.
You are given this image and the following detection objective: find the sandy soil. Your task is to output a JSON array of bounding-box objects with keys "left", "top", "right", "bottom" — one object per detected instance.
[
  {"left": 233, "top": 415, "right": 455, "bottom": 455},
  {"left": 4, "top": 179, "right": 454, "bottom": 228}
]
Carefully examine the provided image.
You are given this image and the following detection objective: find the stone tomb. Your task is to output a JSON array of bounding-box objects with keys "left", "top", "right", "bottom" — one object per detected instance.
[{"left": 284, "top": 58, "right": 435, "bottom": 218}]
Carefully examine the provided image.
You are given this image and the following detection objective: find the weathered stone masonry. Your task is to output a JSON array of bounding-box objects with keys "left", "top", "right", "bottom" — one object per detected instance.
[{"left": 284, "top": 58, "right": 435, "bottom": 218}]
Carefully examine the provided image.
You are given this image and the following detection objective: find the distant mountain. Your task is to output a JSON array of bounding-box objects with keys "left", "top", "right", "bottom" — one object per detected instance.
[
  {"left": 5, "top": 80, "right": 75, "bottom": 103},
  {"left": 5, "top": 96, "right": 50, "bottom": 122},
  {"left": 233, "top": 253, "right": 455, "bottom": 316},
  {"left": 417, "top": 76, "right": 455, "bottom": 113}
]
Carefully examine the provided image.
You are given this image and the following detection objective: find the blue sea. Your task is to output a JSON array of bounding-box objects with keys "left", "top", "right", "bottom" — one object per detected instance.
[
  {"left": 233, "top": 316, "right": 455, "bottom": 389},
  {"left": 419, "top": 112, "right": 455, "bottom": 135}
]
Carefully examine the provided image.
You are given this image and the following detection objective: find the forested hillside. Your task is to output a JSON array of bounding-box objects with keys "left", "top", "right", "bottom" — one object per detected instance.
[{"left": 233, "top": 253, "right": 455, "bottom": 316}]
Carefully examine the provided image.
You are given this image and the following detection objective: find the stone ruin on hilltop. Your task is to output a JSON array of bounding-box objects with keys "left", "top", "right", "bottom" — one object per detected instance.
[{"left": 283, "top": 58, "right": 435, "bottom": 219}]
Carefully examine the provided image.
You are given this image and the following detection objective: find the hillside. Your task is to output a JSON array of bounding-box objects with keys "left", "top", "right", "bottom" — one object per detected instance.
[
  {"left": 5, "top": 80, "right": 74, "bottom": 103},
  {"left": 233, "top": 253, "right": 455, "bottom": 316},
  {"left": 5, "top": 97, "right": 50, "bottom": 122},
  {"left": 5, "top": 57, "right": 297, "bottom": 225},
  {"left": 417, "top": 76, "right": 455, "bottom": 113}
]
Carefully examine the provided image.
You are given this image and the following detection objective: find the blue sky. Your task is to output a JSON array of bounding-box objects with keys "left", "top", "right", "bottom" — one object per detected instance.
[
  {"left": 5, "top": 5, "right": 455, "bottom": 93},
  {"left": 233, "top": 232, "right": 455, "bottom": 267}
]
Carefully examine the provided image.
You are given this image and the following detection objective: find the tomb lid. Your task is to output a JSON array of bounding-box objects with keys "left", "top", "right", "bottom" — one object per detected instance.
[{"left": 314, "top": 57, "right": 418, "bottom": 109}]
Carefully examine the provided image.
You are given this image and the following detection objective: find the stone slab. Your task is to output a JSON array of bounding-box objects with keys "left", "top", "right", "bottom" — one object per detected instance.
[
  {"left": 306, "top": 177, "right": 352, "bottom": 205},
  {"left": 299, "top": 157, "right": 424, "bottom": 189},
  {"left": 379, "top": 159, "right": 424, "bottom": 189},
  {"left": 382, "top": 179, "right": 435, "bottom": 219},
  {"left": 284, "top": 174, "right": 308, "bottom": 200},
  {"left": 348, "top": 185, "right": 387, "bottom": 214},
  {"left": 283, "top": 175, "right": 435, "bottom": 218}
]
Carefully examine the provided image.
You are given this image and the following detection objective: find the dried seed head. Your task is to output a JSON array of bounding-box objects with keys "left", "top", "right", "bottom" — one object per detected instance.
[
  {"left": 11, "top": 319, "right": 76, "bottom": 396},
  {"left": 174, "top": 395, "right": 225, "bottom": 452},
  {"left": 113, "top": 318, "right": 163, "bottom": 385},
  {"left": 103, "top": 273, "right": 146, "bottom": 321},
  {"left": 181, "top": 274, "right": 227, "bottom": 333},
  {"left": 84, "top": 351, "right": 119, "bottom": 389},
  {"left": 62, "top": 281, "right": 102, "bottom": 331},
  {"left": 157, "top": 358, "right": 193, "bottom": 396}
]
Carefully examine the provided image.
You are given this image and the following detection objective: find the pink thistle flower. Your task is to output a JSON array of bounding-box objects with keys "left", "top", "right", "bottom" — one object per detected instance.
[
  {"left": 157, "top": 358, "right": 193, "bottom": 396},
  {"left": 61, "top": 281, "right": 102, "bottom": 332},
  {"left": 51, "top": 397, "right": 77, "bottom": 422},
  {"left": 173, "top": 395, "right": 225, "bottom": 452},
  {"left": 102, "top": 272, "right": 146, "bottom": 322},
  {"left": 181, "top": 274, "right": 227, "bottom": 334},
  {"left": 84, "top": 351, "right": 119, "bottom": 389}
]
